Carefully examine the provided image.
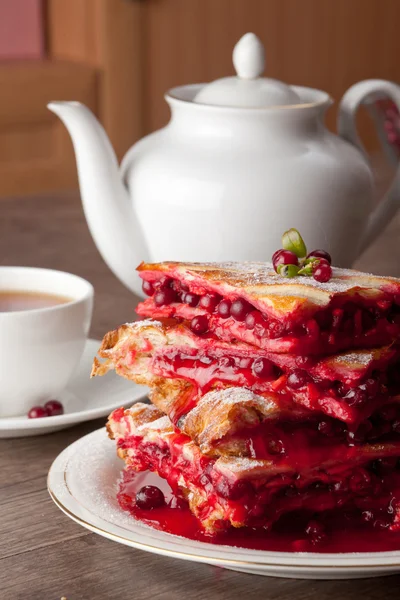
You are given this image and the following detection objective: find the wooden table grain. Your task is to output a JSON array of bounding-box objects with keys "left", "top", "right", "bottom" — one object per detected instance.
[{"left": 1, "top": 192, "right": 400, "bottom": 600}]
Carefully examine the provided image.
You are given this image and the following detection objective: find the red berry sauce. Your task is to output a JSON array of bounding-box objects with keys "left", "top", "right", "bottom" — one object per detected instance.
[
  {"left": 118, "top": 469, "right": 400, "bottom": 553},
  {"left": 151, "top": 348, "right": 396, "bottom": 426}
]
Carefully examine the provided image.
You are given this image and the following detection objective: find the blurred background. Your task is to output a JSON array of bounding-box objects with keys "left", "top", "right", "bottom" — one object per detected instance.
[{"left": 1, "top": 0, "right": 400, "bottom": 198}]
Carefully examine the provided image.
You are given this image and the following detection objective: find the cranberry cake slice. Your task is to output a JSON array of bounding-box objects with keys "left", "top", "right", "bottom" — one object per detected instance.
[
  {"left": 136, "top": 261, "right": 400, "bottom": 355},
  {"left": 108, "top": 402, "right": 400, "bottom": 535},
  {"left": 92, "top": 319, "right": 400, "bottom": 425}
]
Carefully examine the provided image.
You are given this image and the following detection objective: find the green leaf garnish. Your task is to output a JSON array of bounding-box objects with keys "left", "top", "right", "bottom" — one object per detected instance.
[
  {"left": 298, "top": 263, "right": 313, "bottom": 276},
  {"left": 279, "top": 264, "right": 300, "bottom": 278},
  {"left": 282, "top": 228, "right": 307, "bottom": 258}
]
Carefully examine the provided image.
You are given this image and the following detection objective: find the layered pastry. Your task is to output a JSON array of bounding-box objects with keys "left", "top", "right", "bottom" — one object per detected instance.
[
  {"left": 136, "top": 261, "right": 400, "bottom": 355},
  {"left": 92, "top": 319, "right": 400, "bottom": 427},
  {"left": 94, "top": 255, "right": 400, "bottom": 546},
  {"left": 108, "top": 401, "right": 400, "bottom": 535}
]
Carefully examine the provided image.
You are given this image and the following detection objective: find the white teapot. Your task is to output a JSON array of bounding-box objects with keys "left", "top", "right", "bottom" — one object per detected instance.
[{"left": 49, "top": 33, "right": 400, "bottom": 298}]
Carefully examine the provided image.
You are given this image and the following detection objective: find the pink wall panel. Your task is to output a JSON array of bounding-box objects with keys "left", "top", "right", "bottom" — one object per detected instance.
[{"left": 0, "top": 0, "right": 44, "bottom": 60}]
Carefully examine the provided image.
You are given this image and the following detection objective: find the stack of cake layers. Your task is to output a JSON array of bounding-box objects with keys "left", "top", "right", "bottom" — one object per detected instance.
[{"left": 94, "top": 261, "right": 400, "bottom": 539}]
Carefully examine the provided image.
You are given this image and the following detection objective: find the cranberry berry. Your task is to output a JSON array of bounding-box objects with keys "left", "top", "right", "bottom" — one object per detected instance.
[
  {"left": 272, "top": 249, "right": 299, "bottom": 273},
  {"left": 44, "top": 400, "right": 64, "bottom": 416},
  {"left": 252, "top": 357, "right": 273, "bottom": 379},
  {"left": 135, "top": 485, "right": 165, "bottom": 510},
  {"left": 217, "top": 299, "right": 232, "bottom": 318},
  {"left": 190, "top": 315, "right": 209, "bottom": 335},
  {"left": 245, "top": 310, "right": 264, "bottom": 330},
  {"left": 313, "top": 260, "right": 332, "bottom": 283},
  {"left": 184, "top": 292, "right": 199, "bottom": 307},
  {"left": 154, "top": 287, "right": 177, "bottom": 307},
  {"left": 142, "top": 280, "right": 154, "bottom": 296},
  {"left": 307, "top": 249, "right": 332, "bottom": 264},
  {"left": 199, "top": 293, "right": 221, "bottom": 313},
  {"left": 287, "top": 369, "right": 310, "bottom": 389},
  {"left": 230, "top": 298, "right": 251, "bottom": 321},
  {"left": 272, "top": 229, "right": 334, "bottom": 281},
  {"left": 28, "top": 406, "right": 49, "bottom": 419}
]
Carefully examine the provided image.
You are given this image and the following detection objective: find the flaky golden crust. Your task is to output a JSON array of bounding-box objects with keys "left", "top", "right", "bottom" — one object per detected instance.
[
  {"left": 149, "top": 378, "right": 195, "bottom": 420},
  {"left": 107, "top": 403, "right": 165, "bottom": 442},
  {"left": 91, "top": 320, "right": 166, "bottom": 383},
  {"left": 137, "top": 261, "right": 400, "bottom": 318},
  {"left": 179, "top": 388, "right": 279, "bottom": 455}
]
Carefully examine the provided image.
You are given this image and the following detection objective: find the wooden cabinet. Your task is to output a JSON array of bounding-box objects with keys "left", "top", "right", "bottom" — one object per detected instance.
[
  {"left": 0, "top": 0, "right": 143, "bottom": 196},
  {"left": 1, "top": 0, "right": 400, "bottom": 197}
]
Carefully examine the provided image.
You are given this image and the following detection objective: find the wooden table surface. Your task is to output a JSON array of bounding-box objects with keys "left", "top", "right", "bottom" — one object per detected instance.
[{"left": 1, "top": 191, "right": 400, "bottom": 600}]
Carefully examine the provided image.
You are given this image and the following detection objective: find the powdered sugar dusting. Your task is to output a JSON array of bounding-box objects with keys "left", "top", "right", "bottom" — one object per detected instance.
[
  {"left": 179, "top": 261, "right": 398, "bottom": 295},
  {"left": 201, "top": 387, "right": 265, "bottom": 405},
  {"left": 139, "top": 415, "right": 172, "bottom": 432},
  {"left": 64, "top": 430, "right": 141, "bottom": 529},
  {"left": 333, "top": 350, "right": 375, "bottom": 366},
  {"left": 195, "top": 387, "right": 277, "bottom": 412},
  {"left": 56, "top": 430, "right": 189, "bottom": 537},
  {"left": 216, "top": 456, "right": 272, "bottom": 474},
  {"left": 125, "top": 319, "right": 162, "bottom": 329}
]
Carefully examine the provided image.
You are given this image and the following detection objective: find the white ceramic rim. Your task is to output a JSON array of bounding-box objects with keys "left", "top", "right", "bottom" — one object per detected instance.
[
  {"left": 0, "top": 266, "right": 94, "bottom": 316},
  {"left": 48, "top": 428, "right": 400, "bottom": 572},
  {"left": 166, "top": 84, "right": 333, "bottom": 112}
]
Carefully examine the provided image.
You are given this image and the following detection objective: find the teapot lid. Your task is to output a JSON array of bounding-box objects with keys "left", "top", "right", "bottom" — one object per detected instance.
[{"left": 194, "top": 33, "right": 301, "bottom": 108}]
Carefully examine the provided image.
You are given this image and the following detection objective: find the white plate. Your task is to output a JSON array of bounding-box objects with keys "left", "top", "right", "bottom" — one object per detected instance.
[
  {"left": 0, "top": 339, "right": 148, "bottom": 437},
  {"left": 48, "top": 428, "right": 400, "bottom": 580}
]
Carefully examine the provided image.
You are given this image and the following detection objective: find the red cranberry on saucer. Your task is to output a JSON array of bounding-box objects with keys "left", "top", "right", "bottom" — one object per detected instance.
[
  {"left": 44, "top": 400, "right": 64, "bottom": 416},
  {"left": 28, "top": 406, "right": 49, "bottom": 419}
]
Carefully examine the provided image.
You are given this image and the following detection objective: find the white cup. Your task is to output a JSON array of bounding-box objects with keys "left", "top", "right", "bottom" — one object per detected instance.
[{"left": 0, "top": 267, "right": 93, "bottom": 417}]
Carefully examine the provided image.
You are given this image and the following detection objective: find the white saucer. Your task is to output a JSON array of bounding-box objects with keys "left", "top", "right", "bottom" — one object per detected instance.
[
  {"left": 0, "top": 339, "right": 148, "bottom": 438},
  {"left": 48, "top": 427, "right": 400, "bottom": 580}
]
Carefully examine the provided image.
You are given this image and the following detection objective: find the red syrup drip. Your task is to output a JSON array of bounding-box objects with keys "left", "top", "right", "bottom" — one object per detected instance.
[
  {"left": 152, "top": 349, "right": 397, "bottom": 426},
  {"left": 118, "top": 470, "right": 400, "bottom": 554}
]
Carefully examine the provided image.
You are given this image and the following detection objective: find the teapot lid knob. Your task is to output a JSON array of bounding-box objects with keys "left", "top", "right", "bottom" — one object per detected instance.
[
  {"left": 233, "top": 33, "right": 265, "bottom": 80},
  {"left": 193, "top": 32, "right": 301, "bottom": 108}
]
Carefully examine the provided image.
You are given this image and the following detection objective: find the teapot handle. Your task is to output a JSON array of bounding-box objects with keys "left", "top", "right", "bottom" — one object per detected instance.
[{"left": 338, "top": 79, "right": 400, "bottom": 254}]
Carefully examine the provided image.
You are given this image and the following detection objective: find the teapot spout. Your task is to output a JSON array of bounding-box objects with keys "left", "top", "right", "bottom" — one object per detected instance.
[{"left": 48, "top": 101, "right": 146, "bottom": 297}]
